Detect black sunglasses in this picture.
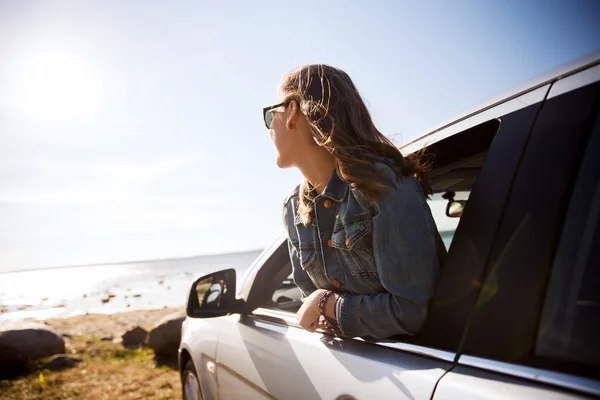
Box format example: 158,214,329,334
263,100,290,129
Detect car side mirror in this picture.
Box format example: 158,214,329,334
186,268,246,318
446,199,467,218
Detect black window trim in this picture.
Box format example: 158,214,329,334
454,65,600,381
532,79,600,378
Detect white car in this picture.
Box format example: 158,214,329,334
179,51,600,400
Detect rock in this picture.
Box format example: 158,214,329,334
45,354,82,371
101,297,110,304
133,293,141,298
122,326,147,348
0,321,65,376
100,336,113,342
147,311,186,355
61,333,73,339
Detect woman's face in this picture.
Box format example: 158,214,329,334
267,93,298,168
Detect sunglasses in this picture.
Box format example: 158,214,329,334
263,100,290,129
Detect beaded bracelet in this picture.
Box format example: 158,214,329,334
318,290,334,315
318,290,342,336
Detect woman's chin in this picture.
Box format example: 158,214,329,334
275,155,291,169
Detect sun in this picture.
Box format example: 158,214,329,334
17,47,102,121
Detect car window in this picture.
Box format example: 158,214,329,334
428,191,470,250
535,109,600,378
254,259,303,314
419,119,501,255
270,272,303,313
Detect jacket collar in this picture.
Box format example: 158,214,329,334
304,168,349,202
320,168,349,202
293,169,349,226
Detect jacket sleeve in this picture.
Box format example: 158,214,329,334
335,167,441,339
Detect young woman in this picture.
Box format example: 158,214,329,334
263,64,445,340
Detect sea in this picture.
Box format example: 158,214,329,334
0,250,262,321
1,232,454,321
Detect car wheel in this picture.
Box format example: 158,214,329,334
182,360,202,400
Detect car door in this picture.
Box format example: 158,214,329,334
215,243,455,400
432,62,600,399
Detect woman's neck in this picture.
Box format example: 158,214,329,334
296,150,335,195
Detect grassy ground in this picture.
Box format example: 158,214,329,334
0,336,181,400
1,309,184,400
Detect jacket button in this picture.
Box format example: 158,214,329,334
332,279,340,288
327,239,333,248
324,199,332,208
345,237,349,246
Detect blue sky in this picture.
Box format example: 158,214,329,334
1,1,599,272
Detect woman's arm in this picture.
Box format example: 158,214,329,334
335,167,440,339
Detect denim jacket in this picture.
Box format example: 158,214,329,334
283,163,443,339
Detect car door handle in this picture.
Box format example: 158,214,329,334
207,360,215,374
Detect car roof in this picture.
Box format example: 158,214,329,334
400,50,600,153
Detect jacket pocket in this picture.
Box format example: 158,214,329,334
293,244,330,289
331,214,383,291
331,213,371,250
297,245,316,270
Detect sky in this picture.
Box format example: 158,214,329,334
1,1,599,272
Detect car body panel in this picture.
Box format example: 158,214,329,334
216,310,452,400
434,365,593,400
401,84,550,155
180,317,223,400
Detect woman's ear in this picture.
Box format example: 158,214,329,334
286,100,298,130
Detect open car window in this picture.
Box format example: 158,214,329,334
256,260,303,314
271,271,303,313
421,119,500,252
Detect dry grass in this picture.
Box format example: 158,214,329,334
0,336,182,400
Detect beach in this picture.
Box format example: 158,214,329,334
1,307,187,399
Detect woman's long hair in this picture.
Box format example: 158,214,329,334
281,64,429,225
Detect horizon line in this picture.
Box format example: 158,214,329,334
1,229,457,275
0,247,265,275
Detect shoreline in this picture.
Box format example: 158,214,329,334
41,306,186,339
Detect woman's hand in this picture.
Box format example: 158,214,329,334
296,289,326,332
297,289,338,332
